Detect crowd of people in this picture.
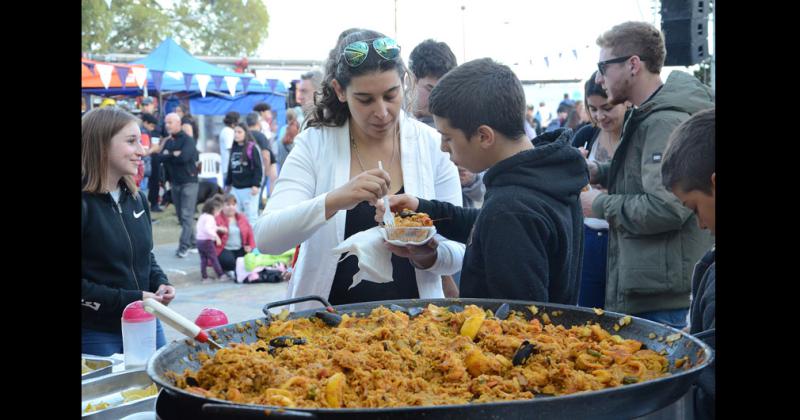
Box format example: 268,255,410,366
81,21,714,418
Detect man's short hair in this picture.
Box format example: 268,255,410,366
245,112,260,127
596,21,666,74
661,108,715,194
409,39,458,80
140,113,158,125
557,104,573,114
300,70,323,88
429,58,526,140
253,102,271,113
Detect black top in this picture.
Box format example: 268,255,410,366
329,187,419,305
689,247,715,419
161,131,198,185
82,183,171,333
571,124,600,151
417,129,588,304
251,130,277,165
226,141,264,189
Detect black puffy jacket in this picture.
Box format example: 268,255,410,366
81,183,170,334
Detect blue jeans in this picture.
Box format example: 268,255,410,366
635,308,688,330
232,187,260,226
578,226,608,309
82,320,167,356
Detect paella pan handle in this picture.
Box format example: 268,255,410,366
262,295,335,318
202,402,317,418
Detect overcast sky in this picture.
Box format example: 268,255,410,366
256,0,678,80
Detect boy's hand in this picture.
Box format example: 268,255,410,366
580,189,602,218
373,194,420,223
385,237,438,269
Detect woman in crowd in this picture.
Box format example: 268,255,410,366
215,193,257,276
81,106,176,356
572,71,630,308
219,111,239,182
254,29,464,311
225,123,263,224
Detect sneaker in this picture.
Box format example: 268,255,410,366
175,250,188,258
188,247,199,254
201,277,213,284
218,274,232,282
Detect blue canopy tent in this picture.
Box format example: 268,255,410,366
82,38,287,119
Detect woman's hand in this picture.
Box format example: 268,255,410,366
385,237,439,270
156,285,176,305
325,168,391,219
373,194,420,224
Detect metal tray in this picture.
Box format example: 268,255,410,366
82,369,158,419
82,354,122,381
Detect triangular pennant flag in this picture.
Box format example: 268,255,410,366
115,66,130,89
165,71,183,80
241,77,251,92
195,74,211,98
267,79,277,92
212,75,224,90
131,67,148,89
104,0,112,8
558,52,563,59
150,70,164,91
84,62,95,75
254,74,268,87
183,73,194,91
544,57,550,67
572,49,578,59
96,63,114,89
224,76,240,96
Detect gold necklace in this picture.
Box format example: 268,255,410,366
350,126,398,173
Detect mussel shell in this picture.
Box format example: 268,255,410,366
494,303,510,320
399,209,418,218
315,311,343,327
512,340,538,366
185,376,200,387
407,307,424,318
388,304,408,314
269,336,307,348
448,304,464,313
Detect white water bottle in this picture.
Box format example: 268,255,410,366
121,300,157,369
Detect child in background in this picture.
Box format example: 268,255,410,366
660,107,715,419
196,198,231,283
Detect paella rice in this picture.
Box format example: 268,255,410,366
168,304,668,408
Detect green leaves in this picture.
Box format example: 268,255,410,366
82,0,269,56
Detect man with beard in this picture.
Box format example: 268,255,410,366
581,21,714,328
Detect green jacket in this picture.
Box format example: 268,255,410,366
592,71,714,314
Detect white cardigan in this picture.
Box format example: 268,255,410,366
254,112,464,311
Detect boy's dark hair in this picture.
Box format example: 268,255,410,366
429,58,526,140
223,111,240,126
201,197,222,214
253,102,271,113
140,113,158,125
409,39,458,80
661,108,715,194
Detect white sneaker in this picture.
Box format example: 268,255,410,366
188,247,199,254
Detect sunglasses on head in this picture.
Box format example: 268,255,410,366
341,37,401,67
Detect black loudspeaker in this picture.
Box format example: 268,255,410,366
661,0,710,66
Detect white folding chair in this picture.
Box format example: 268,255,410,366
198,152,223,187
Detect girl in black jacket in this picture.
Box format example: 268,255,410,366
225,123,263,225
82,107,176,356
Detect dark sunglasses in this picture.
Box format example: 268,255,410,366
341,37,401,67
597,55,633,76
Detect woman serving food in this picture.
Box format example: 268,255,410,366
253,29,464,310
